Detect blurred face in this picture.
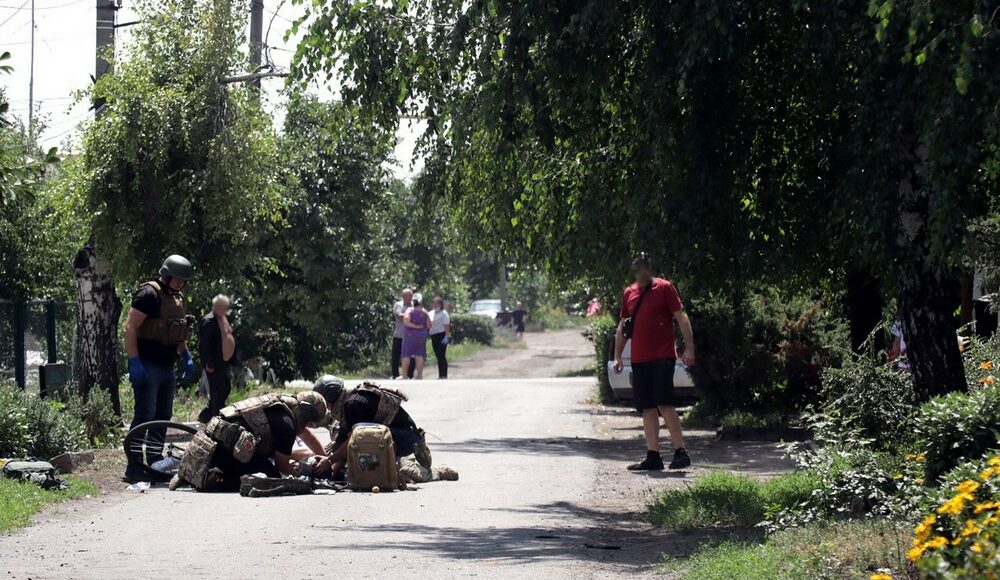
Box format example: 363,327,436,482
403,290,413,304
631,264,652,286
433,298,443,310
213,300,229,317
168,278,186,292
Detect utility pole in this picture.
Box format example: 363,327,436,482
28,0,34,131
249,0,263,93
95,0,118,118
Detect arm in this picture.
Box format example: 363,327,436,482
218,315,236,362
613,319,627,373
123,308,147,358
675,310,695,367
403,310,421,329
298,428,326,456
444,323,451,337
273,451,298,476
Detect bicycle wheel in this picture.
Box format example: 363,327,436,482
123,420,198,481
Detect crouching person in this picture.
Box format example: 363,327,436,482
171,391,328,492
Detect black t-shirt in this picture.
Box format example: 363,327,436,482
232,406,298,456
512,309,527,326
198,313,225,370
334,390,416,446
131,284,180,367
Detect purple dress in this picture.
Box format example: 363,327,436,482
401,308,429,358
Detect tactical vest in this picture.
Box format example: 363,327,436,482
217,394,300,456
135,281,190,345
356,382,406,425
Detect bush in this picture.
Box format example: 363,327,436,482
687,289,847,416
65,387,121,447
649,471,821,529
450,313,494,345
525,305,582,332
914,381,1000,483
0,384,87,458
819,355,917,450
908,453,1000,578
962,335,1000,389
590,314,617,403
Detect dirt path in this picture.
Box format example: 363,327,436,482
450,328,594,379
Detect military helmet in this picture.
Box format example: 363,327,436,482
159,254,194,281
295,391,328,425
313,374,345,408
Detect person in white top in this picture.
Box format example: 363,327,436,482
429,296,452,379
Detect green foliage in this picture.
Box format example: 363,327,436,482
449,313,494,346
718,411,785,430
687,290,848,415
0,476,98,534
819,355,918,450
590,314,617,403
0,384,87,458
82,0,285,288
64,388,120,447
914,382,1000,483
649,471,820,530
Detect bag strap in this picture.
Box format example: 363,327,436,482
631,282,652,322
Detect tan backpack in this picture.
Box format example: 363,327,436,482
347,423,398,492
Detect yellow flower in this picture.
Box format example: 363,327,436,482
916,478,925,485
962,519,982,537
980,375,997,385
989,456,1000,468
972,542,985,553
894,473,903,480
871,574,892,580
981,468,996,481
916,453,926,462
957,480,981,495
982,361,994,371
939,493,974,516
975,502,1000,514
915,514,937,541
907,545,925,560
926,536,948,550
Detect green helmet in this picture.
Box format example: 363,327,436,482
159,254,193,281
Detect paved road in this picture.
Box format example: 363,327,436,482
2,377,614,580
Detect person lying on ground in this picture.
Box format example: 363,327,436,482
312,375,432,476
171,391,329,492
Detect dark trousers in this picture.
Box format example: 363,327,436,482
125,363,176,477
198,367,232,423
391,338,415,379
430,332,448,378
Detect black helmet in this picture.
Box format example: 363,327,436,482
313,374,345,408
159,254,194,281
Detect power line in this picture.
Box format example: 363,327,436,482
0,0,31,29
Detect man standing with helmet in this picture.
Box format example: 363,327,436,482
122,255,197,483
613,253,696,471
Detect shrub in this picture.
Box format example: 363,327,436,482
819,355,917,450
65,387,121,447
914,382,1000,483
450,313,494,345
590,314,617,403
526,305,582,332
687,290,847,416
962,335,1000,389
0,383,87,458
908,453,1000,578
649,471,821,529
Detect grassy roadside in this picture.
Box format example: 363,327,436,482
0,476,98,534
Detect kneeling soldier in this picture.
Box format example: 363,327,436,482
172,391,328,492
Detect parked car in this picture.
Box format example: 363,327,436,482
468,299,503,319
606,339,697,403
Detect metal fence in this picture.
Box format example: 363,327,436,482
0,300,78,395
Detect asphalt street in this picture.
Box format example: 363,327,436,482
1,376,611,580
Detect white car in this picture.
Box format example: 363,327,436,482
607,339,697,403
468,299,503,319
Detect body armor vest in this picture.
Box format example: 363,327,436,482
356,382,406,425
218,394,300,456
135,281,190,345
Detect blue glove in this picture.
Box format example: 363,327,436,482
180,350,195,381
127,356,146,387
441,335,449,345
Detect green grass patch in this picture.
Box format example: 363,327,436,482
0,476,98,534
556,364,597,378
649,471,820,529
666,520,912,579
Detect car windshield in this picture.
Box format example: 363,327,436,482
470,301,501,312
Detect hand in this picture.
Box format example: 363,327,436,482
180,350,195,381
127,356,147,387
682,349,696,368
613,358,624,374
312,456,332,478
441,335,449,345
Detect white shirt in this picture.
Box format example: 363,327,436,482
393,300,411,339
430,308,451,335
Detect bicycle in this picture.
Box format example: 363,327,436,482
122,420,198,482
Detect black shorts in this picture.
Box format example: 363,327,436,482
630,358,676,411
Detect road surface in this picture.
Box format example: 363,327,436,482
1,331,791,579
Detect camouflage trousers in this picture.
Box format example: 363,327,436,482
397,457,458,484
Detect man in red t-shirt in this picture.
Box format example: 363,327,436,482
613,253,696,471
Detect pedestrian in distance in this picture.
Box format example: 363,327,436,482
391,288,415,379
429,296,451,379
402,294,432,380
122,254,197,483
613,253,696,471
197,295,237,423
512,301,528,340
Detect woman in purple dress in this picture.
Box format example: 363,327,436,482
401,295,432,379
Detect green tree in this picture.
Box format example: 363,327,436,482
292,0,999,400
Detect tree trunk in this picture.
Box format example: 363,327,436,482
73,239,122,415
897,145,966,401
845,264,885,355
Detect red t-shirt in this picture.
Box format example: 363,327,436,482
620,278,684,363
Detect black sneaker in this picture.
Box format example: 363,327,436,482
668,448,691,470
627,452,664,471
